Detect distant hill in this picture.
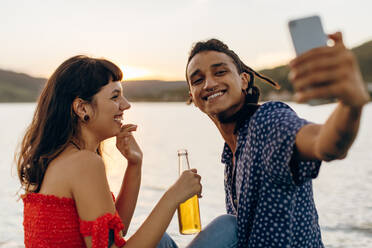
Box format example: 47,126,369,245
122,80,189,102
1,40,371,102
0,69,46,102
0,69,189,103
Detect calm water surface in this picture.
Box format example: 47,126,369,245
1,102,371,247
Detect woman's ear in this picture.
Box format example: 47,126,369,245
72,98,89,121
240,72,251,91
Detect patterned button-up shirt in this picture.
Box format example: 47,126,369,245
222,101,324,248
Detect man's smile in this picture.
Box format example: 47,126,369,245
202,90,227,101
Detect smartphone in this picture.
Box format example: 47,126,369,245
288,15,327,56
288,15,334,105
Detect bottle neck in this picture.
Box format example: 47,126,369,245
178,154,190,175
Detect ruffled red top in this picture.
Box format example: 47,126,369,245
22,193,126,248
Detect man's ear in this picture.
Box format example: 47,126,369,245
187,91,194,105
240,72,251,91
72,98,89,120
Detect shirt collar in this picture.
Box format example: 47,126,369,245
221,142,233,164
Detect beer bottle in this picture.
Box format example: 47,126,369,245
177,149,201,235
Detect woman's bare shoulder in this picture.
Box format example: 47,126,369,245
68,150,104,170
47,149,104,176
40,149,106,197
62,150,107,186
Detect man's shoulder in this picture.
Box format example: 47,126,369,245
258,101,291,113
248,101,300,135
252,101,296,121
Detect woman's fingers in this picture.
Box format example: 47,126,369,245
183,169,202,196
172,169,203,203
190,169,202,197
116,124,137,144
116,123,143,164
118,124,137,137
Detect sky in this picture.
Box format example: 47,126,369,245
1,0,371,81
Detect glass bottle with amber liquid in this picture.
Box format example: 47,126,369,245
177,149,201,235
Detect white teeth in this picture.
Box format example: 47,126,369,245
207,92,224,101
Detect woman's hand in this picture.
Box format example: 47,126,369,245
116,124,143,166
289,32,370,108
168,168,202,204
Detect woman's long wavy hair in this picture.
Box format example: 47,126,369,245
186,39,280,104
16,55,123,193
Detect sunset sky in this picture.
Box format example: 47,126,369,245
1,0,371,81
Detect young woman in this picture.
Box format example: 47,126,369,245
185,32,370,247
17,55,237,248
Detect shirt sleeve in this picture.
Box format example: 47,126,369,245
79,212,126,248
260,102,322,186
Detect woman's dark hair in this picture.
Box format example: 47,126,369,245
16,55,123,193
186,38,280,103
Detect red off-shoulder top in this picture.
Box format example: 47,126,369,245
22,193,126,248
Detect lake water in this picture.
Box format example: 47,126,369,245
1,102,371,248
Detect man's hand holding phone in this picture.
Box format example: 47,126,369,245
288,16,370,107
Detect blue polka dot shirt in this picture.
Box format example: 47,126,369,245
221,101,324,248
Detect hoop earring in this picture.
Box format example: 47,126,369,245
83,115,90,122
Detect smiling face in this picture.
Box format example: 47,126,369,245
88,80,131,140
187,51,249,121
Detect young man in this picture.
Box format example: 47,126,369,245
185,32,370,248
